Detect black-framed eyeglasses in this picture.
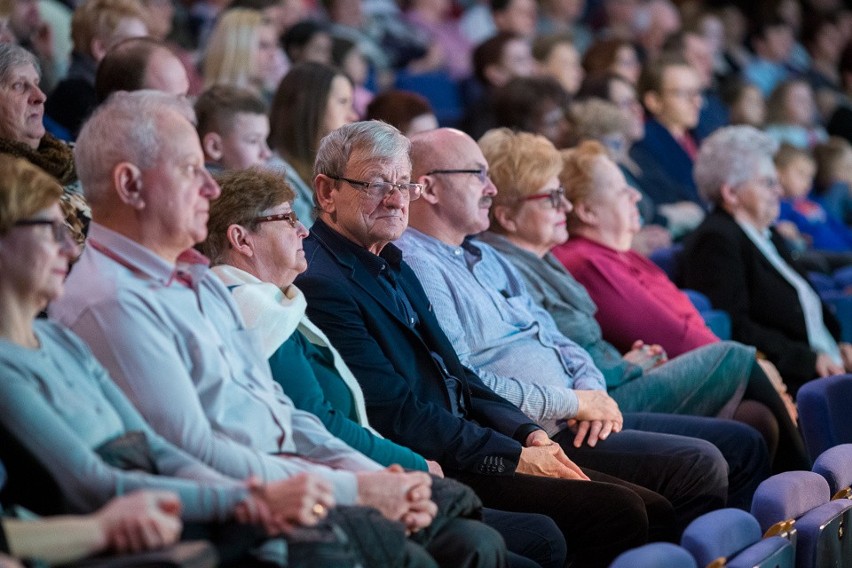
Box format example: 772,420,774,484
13,218,72,243
251,211,300,228
522,186,568,209
330,176,423,201
426,168,490,185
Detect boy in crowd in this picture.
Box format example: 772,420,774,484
194,84,272,172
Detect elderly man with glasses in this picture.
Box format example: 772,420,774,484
296,120,692,568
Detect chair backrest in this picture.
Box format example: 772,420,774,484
797,374,852,461
812,444,852,499
751,471,852,568
751,472,830,535
609,542,697,568
681,508,762,566
649,244,683,280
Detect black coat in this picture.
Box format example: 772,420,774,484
680,208,841,391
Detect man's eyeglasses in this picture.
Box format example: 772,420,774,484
522,186,568,209
426,168,490,185
331,176,423,201
14,218,72,243
252,211,300,228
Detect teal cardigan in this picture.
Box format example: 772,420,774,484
269,329,428,472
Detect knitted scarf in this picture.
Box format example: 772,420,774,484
0,134,89,246
0,133,77,186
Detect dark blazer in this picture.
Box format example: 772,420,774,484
680,208,841,391
295,220,535,476
630,118,703,206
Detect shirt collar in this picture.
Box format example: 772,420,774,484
402,226,482,256
313,217,405,278
86,222,210,287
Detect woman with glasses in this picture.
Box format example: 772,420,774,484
682,126,851,393
479,131,809,472
0,154,341,565
202,166,570,568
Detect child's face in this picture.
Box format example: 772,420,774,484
218,113,272,170
777,155,816,198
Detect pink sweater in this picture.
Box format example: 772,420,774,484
552,236,719,357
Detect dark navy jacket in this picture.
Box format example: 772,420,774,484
295,219,539,476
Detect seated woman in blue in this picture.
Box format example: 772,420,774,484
0,155,335,564
203,167,568,568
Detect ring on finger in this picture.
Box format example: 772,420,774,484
312,503,326,518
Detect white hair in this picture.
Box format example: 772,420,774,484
75,90,195,206
694,125,779,204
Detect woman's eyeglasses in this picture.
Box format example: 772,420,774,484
522,187,568,209
251,211,300,228
14,218,72,243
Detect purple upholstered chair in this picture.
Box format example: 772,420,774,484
751,471,852,568
797,374,852,462
609,542,697,568
681,508,793,568
812,444,852,500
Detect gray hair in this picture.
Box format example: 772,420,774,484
314,120,411,179
693,125,779,204
75,90,195,206
0,43,40,84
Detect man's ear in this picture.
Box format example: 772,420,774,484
114,162,145,209
492,204,518,234
225,223,254,257
417,174,440,204
202,132,224,162
314,174,337,215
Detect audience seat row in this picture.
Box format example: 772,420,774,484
610,443,852,568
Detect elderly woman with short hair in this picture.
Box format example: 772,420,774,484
0,43,88,247
477,128,810,472
681,125,850,392
540,137,810,471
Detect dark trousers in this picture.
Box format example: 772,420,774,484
424,517,508,568
482,507,568,568
556,412,770,517
452,470,653,568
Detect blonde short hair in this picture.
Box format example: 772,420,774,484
478,128,562,233
0,155,62,235
560,140,608,224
